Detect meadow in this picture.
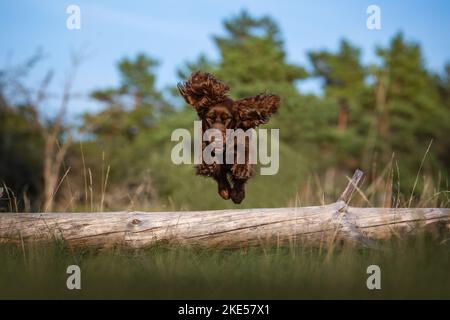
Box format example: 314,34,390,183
0,166,449,300
0,233,449,299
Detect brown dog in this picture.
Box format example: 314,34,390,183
177,71,280,204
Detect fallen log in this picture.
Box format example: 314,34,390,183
0,170,448,248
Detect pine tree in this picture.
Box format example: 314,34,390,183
376,34,443,160
308,40,366,132
86,54,171,141
213,10,307,98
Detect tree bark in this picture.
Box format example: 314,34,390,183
0,205,448,249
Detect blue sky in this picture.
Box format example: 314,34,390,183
1,0,450,119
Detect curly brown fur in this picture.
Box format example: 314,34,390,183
178,71,281,204
177,71,230,117
234,93,281,129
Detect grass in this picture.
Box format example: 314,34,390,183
0,144,448,300
0,233,449,299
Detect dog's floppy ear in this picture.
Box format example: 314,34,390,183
233,93,281,129
177,71,230,117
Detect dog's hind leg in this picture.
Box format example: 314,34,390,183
230,178,246,204
215,171,232,200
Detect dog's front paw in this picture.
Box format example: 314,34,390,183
231,164,254,179
218,179,231,200
196,163,220,176
230,187,245,204
218,185,231,200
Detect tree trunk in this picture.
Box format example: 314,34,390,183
375,71,391,162
1,170,448,249
0,205,448,249
337,98,349,131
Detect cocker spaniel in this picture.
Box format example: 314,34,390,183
177,71,281,204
